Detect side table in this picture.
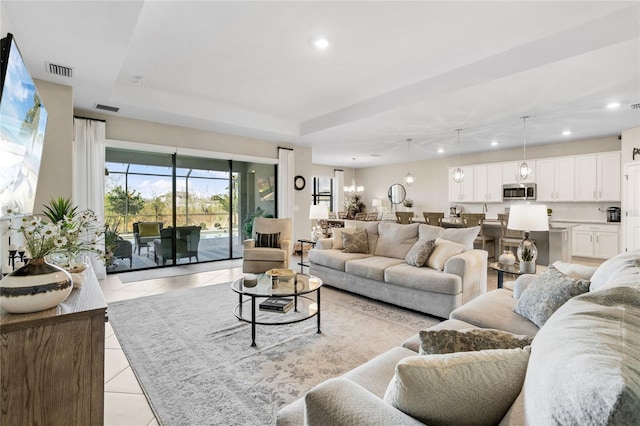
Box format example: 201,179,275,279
297,239,316,273
489,262,526,289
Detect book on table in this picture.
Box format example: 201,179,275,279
259,297,294,313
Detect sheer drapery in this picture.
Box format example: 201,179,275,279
73,118,106,278
277,148,294,220
333,169,344,214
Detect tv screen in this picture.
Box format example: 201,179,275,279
0,33,48,219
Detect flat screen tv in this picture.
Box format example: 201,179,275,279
0,32,48,220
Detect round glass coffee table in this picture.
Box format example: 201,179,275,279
489,262,526,289
231,273,323,347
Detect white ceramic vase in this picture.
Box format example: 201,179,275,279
0,258,73,314
498,251,516,266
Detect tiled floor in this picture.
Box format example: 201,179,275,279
101,256,598,424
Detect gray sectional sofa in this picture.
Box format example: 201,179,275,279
309,220,487,319
277,249,640,425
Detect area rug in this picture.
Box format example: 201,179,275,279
108,283,440,425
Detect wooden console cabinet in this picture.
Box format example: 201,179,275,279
1,268,107,425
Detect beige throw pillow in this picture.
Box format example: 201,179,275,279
384,348,530,426
332,227,355,250
426,238,465,271
342,229,369,253
419,329,533,355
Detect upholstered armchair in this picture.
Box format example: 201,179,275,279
133,222,163,256
242,217,292,273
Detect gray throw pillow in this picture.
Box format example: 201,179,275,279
405,239,436,267
513,266,590,327
342,229,369,253
419,329,533,355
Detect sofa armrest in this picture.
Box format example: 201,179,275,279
243,239,255,249
305,378,424,426
315,238,334,250
513,274,537,299
444,249,488,304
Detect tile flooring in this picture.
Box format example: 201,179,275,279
101,257,599,424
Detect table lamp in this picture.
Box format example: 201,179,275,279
507,204,549,273
309,204,329,241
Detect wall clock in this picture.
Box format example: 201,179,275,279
294,175,306,190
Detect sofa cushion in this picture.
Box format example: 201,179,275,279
524,286,640,425
442,226,480,250
243,247,286,262
419,329,533,355
374,222,419,259
404,239,435,267
255,232,280,248
345,256,404,281
342,229,369,253
402,319,476,352
450,289,540,336
384,348,530,426
418,224,444,241
308,249,371,272
332,227,356,250
589,249,640,291
384,263,462,295
513,266,590,327
426,238,465,271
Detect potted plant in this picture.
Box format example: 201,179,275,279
403,198,414,209
519,245,536,274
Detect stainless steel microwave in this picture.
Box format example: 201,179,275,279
503,183,536,201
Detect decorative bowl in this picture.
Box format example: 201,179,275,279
265,269,296,281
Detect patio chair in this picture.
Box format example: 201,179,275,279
154,226,201,266
133,222,163,256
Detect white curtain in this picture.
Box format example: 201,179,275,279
73,118,106,279
333,169,344,213
277,148,295,220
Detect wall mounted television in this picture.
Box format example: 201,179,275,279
0,32,48,220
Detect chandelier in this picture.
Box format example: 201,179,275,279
344,157,363,194
452,129,464,183
404,138,415,186
518,116,530,181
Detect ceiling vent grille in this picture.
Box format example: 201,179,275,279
95,104,120,113
630,102,640,110
46,61,73,78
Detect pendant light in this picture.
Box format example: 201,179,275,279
452,129,464,183
518,116,530,181
343,157,363,194
404,138,415,186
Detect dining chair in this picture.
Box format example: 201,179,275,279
497,213,531,256
423,212,445,227
460,213,495,260
395,212,414,224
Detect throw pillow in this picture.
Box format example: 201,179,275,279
426,238,465,271
405,239,436,267
513,266,590,327
384,348,530,426
418,329,533,355
332,228,355,250
552,261,598,280
138,223,160,237
342,229,369,253
255,232,281,248
442,226,480,250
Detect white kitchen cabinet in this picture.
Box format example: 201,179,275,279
574,152,621,202
448,166,474,202
473,164,503,202
536,157,574,202
502,161,536,185
571,224,619,259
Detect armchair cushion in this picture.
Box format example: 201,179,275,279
255,232,280,248
384,348,530,426
138,222,160,237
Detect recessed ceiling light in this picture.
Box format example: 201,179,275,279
313,37,330,50
490,141,498,147
437,148,444,154
370,154,381,157
606,102,621,109
562,130,571,136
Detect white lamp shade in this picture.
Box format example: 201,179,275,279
507,204,549,231
371,199,382,207
309,204,329,220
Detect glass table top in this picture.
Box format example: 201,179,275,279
231,273,322,297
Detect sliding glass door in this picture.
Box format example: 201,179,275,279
104,147,276,273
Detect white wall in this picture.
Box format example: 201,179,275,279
621,126,640,165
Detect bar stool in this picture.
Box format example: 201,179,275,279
460,213,495,260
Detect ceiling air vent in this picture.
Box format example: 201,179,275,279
95,104,120,113
46,61,73,78
630,102,640,110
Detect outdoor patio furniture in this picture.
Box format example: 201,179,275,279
133,222,164,256
153,226,201,266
